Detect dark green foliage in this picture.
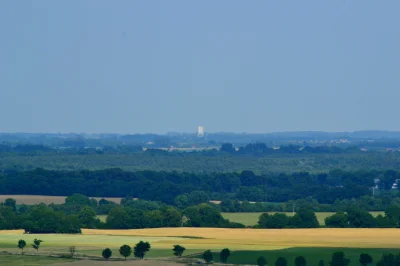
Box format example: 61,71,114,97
31,238,43,251
290,208,319,228
330,252,350,266
325,212,348,228
203,250,213,264
172,245,186,257
133,241,151,259
359,253,373,266
258,209,318,228
347,208,376,228
257,256,268,266
319,260,325,266
295,256,307,266
183,203,244,228
102,248,112,260
276,257,288,266
258,213,289,228
119,244,132,260
0,167,390,205
220,248,231,263
375,253,400,266
17,239,26,254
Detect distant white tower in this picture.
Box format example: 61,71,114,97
197,126,204,137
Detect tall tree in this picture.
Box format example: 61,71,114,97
119,244,132,260
276,257,288,266
17,239,26,254
31,239,43,252
330,252,350,266
133,241,151,259
203,250,213,264
172,245,186,257
102,248,112,260
257,256,268,266
359,253,373,266
220,248,231,264
295,256,307,266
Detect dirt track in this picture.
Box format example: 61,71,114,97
53,259,182,266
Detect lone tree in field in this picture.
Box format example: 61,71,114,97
172,245,186,257
257,256,268,266
276,257,288,266
220,248,231,264
17,239,26,254
69,246,76,257
330,252,350,266
119,244,132,260
203,250,213,264
31,239,43,252
359,253,373,266
133,241,151,259
295,256,307,266
102,248,112,260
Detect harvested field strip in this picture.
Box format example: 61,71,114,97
0,195,122,205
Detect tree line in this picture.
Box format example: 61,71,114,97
256,205,400,229
2,168,399,204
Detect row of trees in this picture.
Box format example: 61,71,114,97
17,239,43,254
3,168,400,204
325,206,400,228
201,250,394,266
0,197,243,233
257,205,400,229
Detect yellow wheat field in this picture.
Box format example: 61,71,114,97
1,228,399,251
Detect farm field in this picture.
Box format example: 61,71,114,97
1,228,400,265
197,248,400,266
0,195,122,205
0,255,74,266
221,212,385,226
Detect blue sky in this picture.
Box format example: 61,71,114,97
1,1,399,134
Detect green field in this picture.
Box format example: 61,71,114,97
221,212,385,226
0,255,74,266
197,248,400,266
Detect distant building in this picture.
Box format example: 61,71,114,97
198,126,204,137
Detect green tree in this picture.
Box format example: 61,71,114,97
203,250,213,264
17,239,26,254
102,248,112,260
295,256,307,266
290,208,319,228
172,245,186,257
330,252,350,266
68,246,76,257
319,260,325,266
78,206,97,228
31,239,43,252
119,244,132,260
257,256,268,266
325,212,348,228
133,241,151,259
359,253,373,266
220,248,231,263
4,198,16,212
276,257,288,266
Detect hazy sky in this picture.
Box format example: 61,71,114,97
1,1,399,134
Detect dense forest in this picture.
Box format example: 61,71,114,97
1,168,399,204
1,143,400,173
